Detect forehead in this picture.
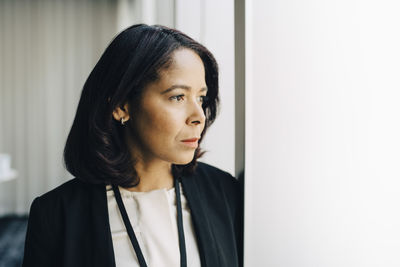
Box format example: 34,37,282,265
158,49,206,86
168,49,204,71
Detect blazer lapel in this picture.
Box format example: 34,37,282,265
181,173,220,267
89,183,116,267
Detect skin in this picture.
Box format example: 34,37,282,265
112,48,207,192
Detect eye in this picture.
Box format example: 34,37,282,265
169,94,185,102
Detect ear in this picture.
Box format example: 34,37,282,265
112,103,130,123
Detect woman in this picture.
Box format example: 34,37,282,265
22,24,243,267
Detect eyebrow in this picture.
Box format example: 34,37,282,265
161,84,208,94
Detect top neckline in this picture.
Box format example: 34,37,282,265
105,183,179,198
120,185,175,194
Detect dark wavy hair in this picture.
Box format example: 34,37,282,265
64,24,219,187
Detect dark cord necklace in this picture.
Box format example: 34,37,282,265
112,176,187,267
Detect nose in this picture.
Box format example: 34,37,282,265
186,99,206,126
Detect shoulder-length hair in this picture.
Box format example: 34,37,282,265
64,24,219,187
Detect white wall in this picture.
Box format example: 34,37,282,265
176,0,236,175
244,0,400,266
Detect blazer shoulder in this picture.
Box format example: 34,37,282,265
194,162,240,199
195,161,238,185
35,178,96,205
24,178,103,266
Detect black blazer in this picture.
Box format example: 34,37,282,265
22,162,243,267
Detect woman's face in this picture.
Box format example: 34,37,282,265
127,48,207,165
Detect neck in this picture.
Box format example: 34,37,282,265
124,159,174,192
123,131,175,192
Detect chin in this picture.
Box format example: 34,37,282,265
173,158,194,165
172,153,196,165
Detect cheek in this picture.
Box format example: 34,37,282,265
140,103,184,140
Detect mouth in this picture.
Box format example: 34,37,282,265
181,138,199,142
181,138,199,148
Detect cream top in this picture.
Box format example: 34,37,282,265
106,183,201,267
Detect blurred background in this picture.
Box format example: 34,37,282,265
0,0,235,265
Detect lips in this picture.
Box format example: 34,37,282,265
181,138,199,142
181,138,200,148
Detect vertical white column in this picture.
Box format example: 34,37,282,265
244,0,400,266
